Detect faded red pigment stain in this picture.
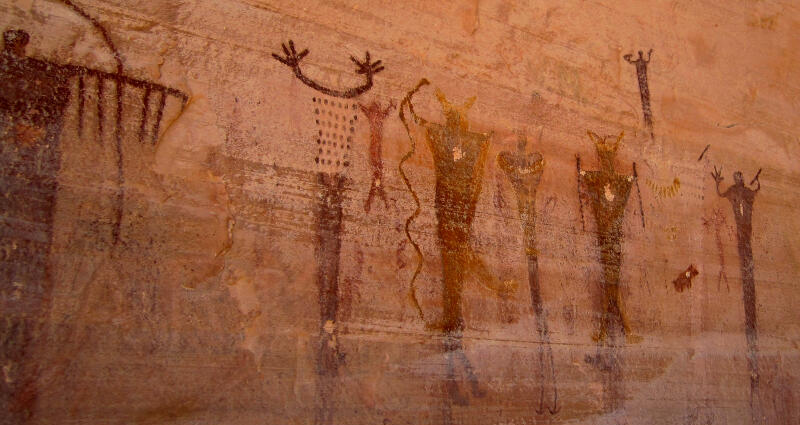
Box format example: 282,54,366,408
360,100,395,213
702,208,730,292
672,264,699,292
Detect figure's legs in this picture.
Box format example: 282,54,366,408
455,347,486,398
438,246,466,333
610,284,641,343
592,283,611,343
738,239,760,424
364,183,377,213
313,172,345,425
376,183,390,209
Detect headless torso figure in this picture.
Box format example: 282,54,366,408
0,29,75,421
577,131,642,344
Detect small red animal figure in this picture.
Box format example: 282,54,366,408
673,264,699,292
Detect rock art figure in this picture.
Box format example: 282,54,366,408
273,39,383,425
712,165,762,424
624,49,655,140
360,100,395,213
497,136,559,414
577,131,643,343
399,79,514,423
673,264,699,292
577,131,644,413
1,2,187,419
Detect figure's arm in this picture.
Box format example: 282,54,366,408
633,162,646,228
272,40,384,99
711,165,726,197
750,168,762,193
623,53,635,64
382,100,396,117
576,154,586,231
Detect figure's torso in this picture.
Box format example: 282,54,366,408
582,170,633,235
424,123,490,246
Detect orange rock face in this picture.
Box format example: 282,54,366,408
1,1,799,424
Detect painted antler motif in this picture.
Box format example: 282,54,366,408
272,40,384,99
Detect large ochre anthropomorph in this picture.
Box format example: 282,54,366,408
577,131,643,344
711,166,762,423
399,80,516,422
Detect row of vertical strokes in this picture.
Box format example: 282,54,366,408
76,72,177,146
73,68,188,245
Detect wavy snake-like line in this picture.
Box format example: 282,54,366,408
398,79,430,321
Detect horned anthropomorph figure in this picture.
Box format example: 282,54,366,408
577,131,644,344
399,79,514,423
577,130,645,412
711,165,762,423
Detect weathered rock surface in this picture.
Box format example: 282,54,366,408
0,1,798,424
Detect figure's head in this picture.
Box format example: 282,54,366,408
3,29,29,57
435,88,475,132
733,171,744,185
588,130,623,170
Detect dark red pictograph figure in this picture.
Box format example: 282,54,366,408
0,2,187,421
624,49,655,140
273,39,384,425
359,100,395,213
712,165,762,424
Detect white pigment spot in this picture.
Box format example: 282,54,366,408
453,146,463,161
604,183,615,201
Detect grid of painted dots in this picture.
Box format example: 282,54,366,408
312,96,358,171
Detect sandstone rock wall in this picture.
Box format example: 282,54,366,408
1,1,798,424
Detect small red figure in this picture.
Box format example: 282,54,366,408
359,100,395,212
